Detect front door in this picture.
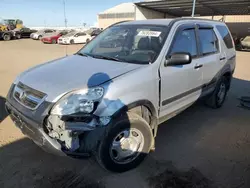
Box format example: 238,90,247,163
159,24,203,118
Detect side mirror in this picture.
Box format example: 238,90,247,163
75,34,78,37
165,52,192,67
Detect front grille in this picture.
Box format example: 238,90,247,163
13,82,47,110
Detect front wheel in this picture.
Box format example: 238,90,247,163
205,76,229,108
95,112,153,172
70,39,74,44
3,34,11,41
38,35,42,40
16,33,21,39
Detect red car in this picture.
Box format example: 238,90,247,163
41,30,68,44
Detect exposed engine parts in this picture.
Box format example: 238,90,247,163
46,115,80,151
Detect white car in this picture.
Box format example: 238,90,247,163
30,29,56,40
57,32,91,44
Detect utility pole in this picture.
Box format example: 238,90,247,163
191,0,196,17
63,0,67,28
63,0,68,56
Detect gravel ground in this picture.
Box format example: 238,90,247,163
0,39,250,188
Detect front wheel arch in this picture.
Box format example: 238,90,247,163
111,100,158,137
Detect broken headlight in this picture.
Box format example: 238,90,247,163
51,87,104,115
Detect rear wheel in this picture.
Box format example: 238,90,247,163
16,33,21,39
3,34,11,41
205,76,229,108
38,35,42,40
86,38,90,44
95,112,153,172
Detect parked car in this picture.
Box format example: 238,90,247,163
14,27,37,38
57,31,91,44
41,30,68,44
90,29,102,37
6,18,236,172
240,36,250,50
30,29,56,40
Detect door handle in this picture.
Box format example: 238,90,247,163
220,57,226,61
194,64,203,69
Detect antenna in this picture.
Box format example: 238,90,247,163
63,0,68,56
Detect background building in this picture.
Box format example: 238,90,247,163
98,2,167,29
98,1,250,39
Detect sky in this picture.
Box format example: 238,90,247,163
0,0,133,27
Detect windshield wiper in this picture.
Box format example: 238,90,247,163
91,54,123,62
75,52,89,57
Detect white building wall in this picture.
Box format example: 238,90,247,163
135,6,164,20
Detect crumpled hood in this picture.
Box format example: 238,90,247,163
18,55,142,102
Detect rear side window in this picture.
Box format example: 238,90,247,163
216,25,234,49
170,29,198,57
199,29,218,55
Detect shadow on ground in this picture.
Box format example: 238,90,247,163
0,96,8,123
0,77,250,188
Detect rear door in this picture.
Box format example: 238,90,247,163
159,24,203,118
196,25,220,86
215,25,236,71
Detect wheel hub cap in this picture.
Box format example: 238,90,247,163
110,128,144,164
217,83,226,104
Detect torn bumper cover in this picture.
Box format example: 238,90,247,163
5,101,94,157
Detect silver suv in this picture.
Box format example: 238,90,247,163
6,18,236,172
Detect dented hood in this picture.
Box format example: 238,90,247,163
18,55,142,102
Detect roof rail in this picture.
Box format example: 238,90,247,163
107,20,131,28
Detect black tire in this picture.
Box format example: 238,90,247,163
70,39,74,44
51,39,57,44
86,38,90,44
38,35,42,40
3,34,11,41
95,112,153,172
205,76,229,108
16,33,21,39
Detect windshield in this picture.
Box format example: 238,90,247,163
78,24,168,64
64,31,77,37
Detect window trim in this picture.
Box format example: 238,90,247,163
167,23,199,59
197,27,220,57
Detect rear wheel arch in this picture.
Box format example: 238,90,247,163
222,71,232,90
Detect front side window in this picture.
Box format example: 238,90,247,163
78,25,168,64
199,29,219,55
170,29,198,57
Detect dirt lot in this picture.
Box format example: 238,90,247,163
0,39,250,188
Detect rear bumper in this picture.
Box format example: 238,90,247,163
5,101,66,156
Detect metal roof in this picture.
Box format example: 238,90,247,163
135,0,250,17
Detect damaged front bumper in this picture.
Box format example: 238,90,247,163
5,101,93,157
